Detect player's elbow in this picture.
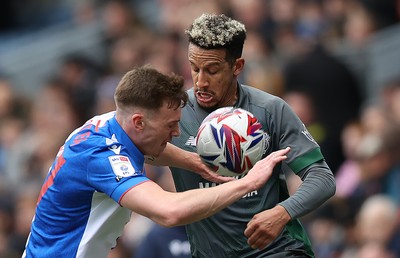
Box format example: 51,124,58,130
152,206,187,227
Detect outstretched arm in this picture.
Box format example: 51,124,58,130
121,147,291,227
146,143,232,183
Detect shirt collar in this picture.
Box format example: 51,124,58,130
108,115,145,171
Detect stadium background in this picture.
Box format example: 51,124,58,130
0,0,399,257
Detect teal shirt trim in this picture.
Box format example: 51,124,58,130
288,148,324,173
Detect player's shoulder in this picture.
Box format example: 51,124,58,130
65,112,119,150
241,84,282,102
240,84,287,111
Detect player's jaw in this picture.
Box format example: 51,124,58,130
195,89,237,111
148,140,169,158
195,89,216,107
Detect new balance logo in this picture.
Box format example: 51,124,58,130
185,136,196,146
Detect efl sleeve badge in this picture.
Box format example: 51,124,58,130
108,155,138,181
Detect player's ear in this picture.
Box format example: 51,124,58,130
233,58,244,76
132,114,145,130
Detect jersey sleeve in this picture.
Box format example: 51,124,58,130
87,151,149,203
273,99,324,174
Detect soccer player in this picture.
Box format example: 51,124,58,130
154,14,336,257
22,66,290,258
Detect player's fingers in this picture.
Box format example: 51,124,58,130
209,174,234,183
272,147,290,157
251,238,270,250
257,152,287,169
246,229,271,250
266,147,290,162
244,223,255,238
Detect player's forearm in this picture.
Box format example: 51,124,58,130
139,147,289,227
158,178,253,227
279,164,336,219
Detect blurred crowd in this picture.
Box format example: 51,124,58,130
0,0,400,257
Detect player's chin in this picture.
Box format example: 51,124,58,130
153,142,168,157
197,99,218,110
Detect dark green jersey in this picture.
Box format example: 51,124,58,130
171,84,324,257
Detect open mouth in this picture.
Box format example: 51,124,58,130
196,91,214,103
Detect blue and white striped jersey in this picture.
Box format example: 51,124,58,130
23,111,149,258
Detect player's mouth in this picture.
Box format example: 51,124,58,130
196,91,214,104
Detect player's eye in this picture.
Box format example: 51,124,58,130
208,69,218,75
190,64,199,73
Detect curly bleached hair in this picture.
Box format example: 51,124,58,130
185,13,247,63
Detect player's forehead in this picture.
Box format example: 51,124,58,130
150,101,181,122
188,44,227,67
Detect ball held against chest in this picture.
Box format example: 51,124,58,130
196,107,266,177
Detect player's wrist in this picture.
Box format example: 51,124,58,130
275,204,292,221
237,174,258,192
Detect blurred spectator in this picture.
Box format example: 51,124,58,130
228,0,275,49
57,54,103,119
144,32,186,76
241,30,284,97
295,0,327,43
0,77,27,182
269,0,297,26
355,242,396,258
352,103,400,206
331,0,399,101
0,193,17,257
97,0,162,84
340,194,400,258
283,43,362,173
380,76,400,125
133,224,190,258
5,78,85,188
157,0,223,34
321,0,347,43
335,120,363,198
100,0,144,47
8,183,40,256
0,76,16,118
305,201,347,258
107,34,151,76
95,75,119,115
343,0,377,48
283,91,325,143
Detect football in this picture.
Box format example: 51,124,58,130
196,107,266,177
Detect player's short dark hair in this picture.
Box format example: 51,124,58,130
114,66,188,110
185,13,247,64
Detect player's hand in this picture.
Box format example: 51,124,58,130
244,205,291,250
191,152,234,183
244,147,290,190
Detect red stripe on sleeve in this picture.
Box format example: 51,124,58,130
36,155,66,205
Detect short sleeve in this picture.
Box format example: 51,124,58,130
87,152,149,203
274,99,324,173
